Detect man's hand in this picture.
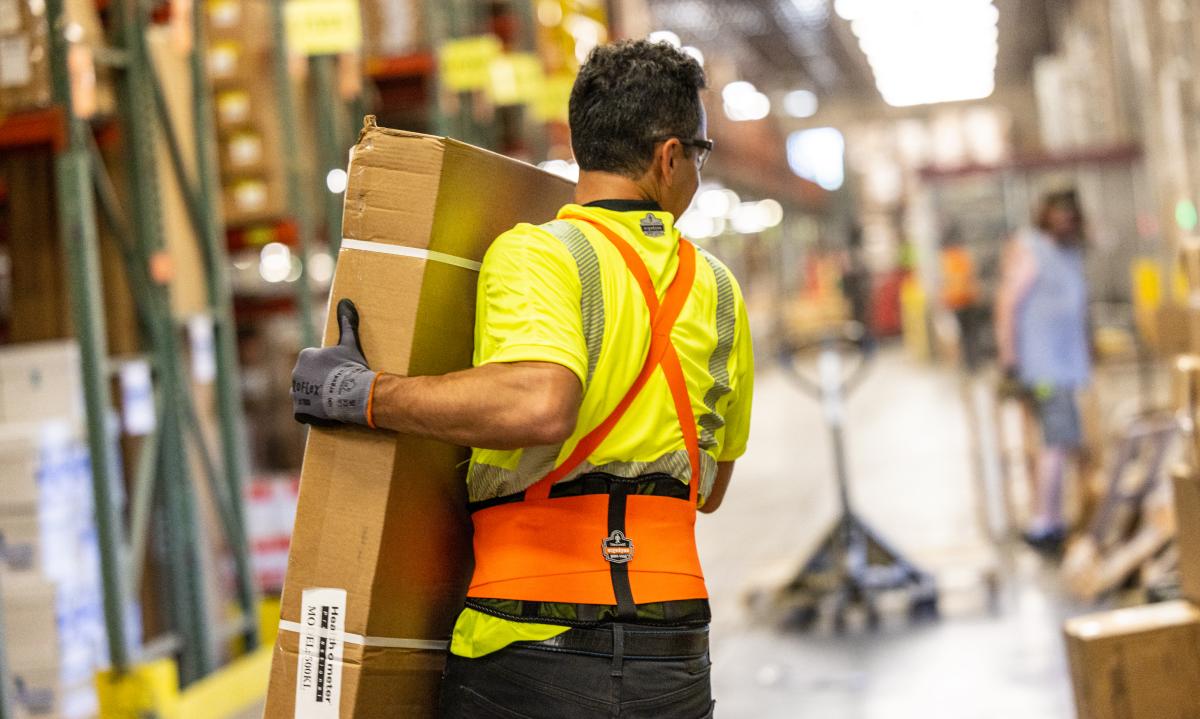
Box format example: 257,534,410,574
292,298,378,427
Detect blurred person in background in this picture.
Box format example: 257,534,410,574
940,225,984,371
995,190,1090,554
841,224,873,344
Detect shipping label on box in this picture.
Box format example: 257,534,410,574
0,35,33,88
0,0,21,33
0,341,84,424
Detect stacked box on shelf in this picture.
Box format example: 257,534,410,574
205,0,288,226
360,0,423,59
244,474,299,594
0,341,111,719
0,0,113,118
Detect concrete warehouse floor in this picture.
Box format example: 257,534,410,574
699,349,1086,718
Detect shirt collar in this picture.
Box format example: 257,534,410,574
583,199,663,213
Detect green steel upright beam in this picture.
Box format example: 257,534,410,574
44,0,131,675
271,0,318,348
311,54,345,253
110,0,213,682
0,571,13,719
189,0,260,651
422,0,450,136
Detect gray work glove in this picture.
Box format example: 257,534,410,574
292,298,378,427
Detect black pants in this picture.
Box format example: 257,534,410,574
439,626,715,718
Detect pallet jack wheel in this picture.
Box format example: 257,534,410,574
909,596,939,624
865,603,882,632
784,605,819,631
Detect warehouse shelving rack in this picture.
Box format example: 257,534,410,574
0,0,261,713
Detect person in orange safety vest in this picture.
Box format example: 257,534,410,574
290,40,755,718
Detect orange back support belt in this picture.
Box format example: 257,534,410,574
468,215,708,611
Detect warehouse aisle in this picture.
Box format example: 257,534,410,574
699,349,1079,718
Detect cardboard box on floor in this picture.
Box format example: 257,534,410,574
1173,468,1200,605
263,118,573,719
1063,600,1200,719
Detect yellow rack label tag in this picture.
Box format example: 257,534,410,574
439,35,503,91
285,0,362,56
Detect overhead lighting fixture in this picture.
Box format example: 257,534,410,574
837,0,999,107
787,127,845,191
325,168,348,194
648,30,682,48
722,81,771,122
258,242,292,283
681,45,705,67
697,187,739,219
783,89,819,118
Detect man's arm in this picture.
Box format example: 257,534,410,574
699,461,735,514
995,236,1036,369
290,298,581,449
370,361,581,449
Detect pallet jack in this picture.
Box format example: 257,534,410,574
752,326,939,632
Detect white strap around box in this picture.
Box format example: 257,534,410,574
340,238,482,272
278,619,449,651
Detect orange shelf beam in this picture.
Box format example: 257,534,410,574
0,106,68,153
366,52,435,81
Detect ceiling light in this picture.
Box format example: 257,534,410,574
677,211,715,239
258,242,292,283
325,168,348,194
681,45,705,66
722,81,770,121
730,203,765,235
698,188,736,218
756,199,784,227
783,89,819,118
648,30,681,48
787,127,845,191
307,252,334,285
840,0,1000,107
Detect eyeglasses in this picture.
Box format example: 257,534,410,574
654,136,714,170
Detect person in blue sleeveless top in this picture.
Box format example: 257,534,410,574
996,190,1090,555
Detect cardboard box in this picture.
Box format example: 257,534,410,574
2,141,140,352
1173,469,1200,605
0,419,85,512
0,341,83,424
0,0,112,118
201,0,289,225
7,669,97,719
1,576,104,718
147,26,210,319
262,121,573,719
1063,600,1200,719
2,576,60,671
360,0,423,58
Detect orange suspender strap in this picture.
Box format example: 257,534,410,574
523,215,703,503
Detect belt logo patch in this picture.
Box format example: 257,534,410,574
601,530,635,563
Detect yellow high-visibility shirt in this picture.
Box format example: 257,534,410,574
450,200,755,658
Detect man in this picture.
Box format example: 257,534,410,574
995,190,1089,555
291,40,754,717
939,226,983,371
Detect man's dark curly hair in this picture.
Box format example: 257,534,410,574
569,40,707,178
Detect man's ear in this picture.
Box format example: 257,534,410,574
658,138,680,182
